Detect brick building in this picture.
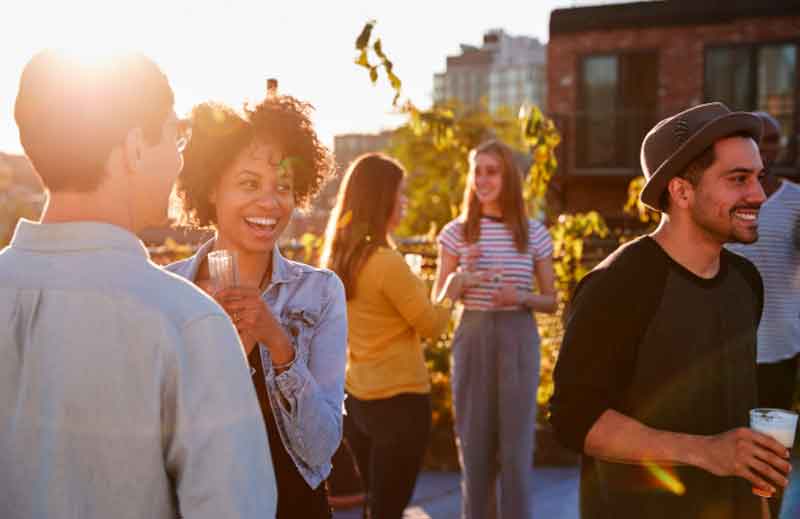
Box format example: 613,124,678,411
547,0,800,225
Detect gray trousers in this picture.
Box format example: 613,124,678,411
451,310,540,519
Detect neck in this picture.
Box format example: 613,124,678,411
481,203,502,218
40,188,135,232
650,215,722,279
213,236,273,289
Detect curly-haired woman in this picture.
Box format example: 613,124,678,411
165,96,345,518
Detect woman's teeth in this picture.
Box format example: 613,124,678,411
245,216,277,229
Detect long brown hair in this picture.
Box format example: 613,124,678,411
461,140,529,253
320,153,404,299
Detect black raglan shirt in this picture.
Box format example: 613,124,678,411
550,236,764,519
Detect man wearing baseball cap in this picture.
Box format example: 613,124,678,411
551,102,791,518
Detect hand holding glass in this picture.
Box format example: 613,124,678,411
749,408,798,498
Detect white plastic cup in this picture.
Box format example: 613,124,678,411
207,250,240,292
749,407,798,498
405,253,423,276
750,408,799,448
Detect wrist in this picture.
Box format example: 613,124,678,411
260,328,294,365
272,353,296,374
672,433,708,469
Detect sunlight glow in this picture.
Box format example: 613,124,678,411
2,0,558,155
644,461,686,496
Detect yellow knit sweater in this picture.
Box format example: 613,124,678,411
345,247,451,400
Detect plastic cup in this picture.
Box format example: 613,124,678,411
207,250,240,292
404,253,423,276
749,408,798,498
490,262,504,286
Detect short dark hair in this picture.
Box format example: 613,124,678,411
658,131,755,212
175,96,333,227
14,50,174,192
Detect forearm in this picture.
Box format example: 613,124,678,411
267,335,294,374
519,292,557,313
585,409,708,468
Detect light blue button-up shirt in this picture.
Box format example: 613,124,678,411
0,220,276,519
167,239,347,489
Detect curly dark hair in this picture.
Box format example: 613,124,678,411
174,95,334,227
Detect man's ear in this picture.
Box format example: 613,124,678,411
123,127,144,174
667,177,693,210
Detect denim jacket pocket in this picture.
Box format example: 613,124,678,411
281,307,319,363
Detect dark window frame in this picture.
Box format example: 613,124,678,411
703,39,799,168
575,49,660,173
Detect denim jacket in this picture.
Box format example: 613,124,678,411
166,239,347,489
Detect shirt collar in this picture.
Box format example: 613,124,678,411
9,218,149,259
187,237,299,288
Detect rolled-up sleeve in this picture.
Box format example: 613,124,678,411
266,273,347,469
164,314,276,519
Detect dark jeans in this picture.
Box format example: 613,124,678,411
327,439,364,496
757,354,800,519
344,392,431,519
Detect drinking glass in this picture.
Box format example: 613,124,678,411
749,408,798,497
207,250,240,292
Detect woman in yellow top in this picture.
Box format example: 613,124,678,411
321,153,469,519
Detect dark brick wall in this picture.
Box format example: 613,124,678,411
546,14,800,219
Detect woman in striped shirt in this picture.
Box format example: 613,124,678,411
434,139,557,519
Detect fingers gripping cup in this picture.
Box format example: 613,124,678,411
207,250,240,292
749,408,798,498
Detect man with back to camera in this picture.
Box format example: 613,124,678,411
727,112,800,518
0,50,276,519
550,102,792,519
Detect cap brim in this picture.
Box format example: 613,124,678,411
640,111,763,211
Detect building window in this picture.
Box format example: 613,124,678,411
705,43,797,165
577,52,659,170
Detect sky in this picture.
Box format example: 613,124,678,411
0,0,590,155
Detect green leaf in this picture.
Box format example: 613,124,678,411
355,20,375,50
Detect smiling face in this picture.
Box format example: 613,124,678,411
210,140,295,254
470,151,504,214
685,136,766,245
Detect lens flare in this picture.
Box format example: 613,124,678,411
644,461,686,496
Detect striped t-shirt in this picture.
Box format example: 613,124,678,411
727,180,800,363
437,216,553,311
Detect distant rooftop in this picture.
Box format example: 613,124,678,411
550,0,800,35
